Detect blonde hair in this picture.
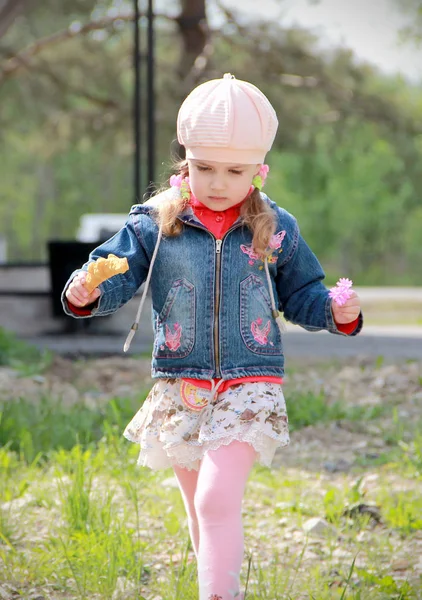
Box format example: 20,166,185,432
154,161,276,257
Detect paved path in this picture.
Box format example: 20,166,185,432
22,323,422,360
9,285,422,359
283,327,422,360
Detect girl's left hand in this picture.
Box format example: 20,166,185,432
331,291,361,324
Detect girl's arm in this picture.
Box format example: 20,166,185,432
275,221,362,336
61,214,151,318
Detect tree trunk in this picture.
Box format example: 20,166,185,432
0,0,29,39
176,0,211,85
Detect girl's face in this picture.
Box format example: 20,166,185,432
187,159,260,211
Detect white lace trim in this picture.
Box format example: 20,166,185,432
130,428,289,472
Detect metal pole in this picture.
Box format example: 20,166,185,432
146,0,155,198
133,0,142,202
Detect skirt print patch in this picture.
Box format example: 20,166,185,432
180,380,210,411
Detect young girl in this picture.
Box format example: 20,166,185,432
63,73,362,600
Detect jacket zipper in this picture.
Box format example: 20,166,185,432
179,218,241,377
214,239,222,377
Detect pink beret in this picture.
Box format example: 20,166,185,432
177,73,278,164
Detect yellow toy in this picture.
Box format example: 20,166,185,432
84,254,129,294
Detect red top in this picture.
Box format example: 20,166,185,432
68,195,359,390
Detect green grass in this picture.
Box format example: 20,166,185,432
0,329,421,599
0,326,53,375
0,394,420,599
286,391,388,431
0,395,146,463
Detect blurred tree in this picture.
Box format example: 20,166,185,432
396,0,422,43
0,1,421,285
0,0,27,38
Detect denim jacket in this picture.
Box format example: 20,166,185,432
62,191,362,379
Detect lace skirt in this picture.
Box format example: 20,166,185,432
123,378,290,471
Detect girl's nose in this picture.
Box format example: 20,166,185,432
210,176,225,191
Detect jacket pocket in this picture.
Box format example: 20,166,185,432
240,274,282,355
153,278,196,359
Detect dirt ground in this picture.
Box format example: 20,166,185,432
2,353,421,474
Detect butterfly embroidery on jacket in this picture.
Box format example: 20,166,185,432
164,322,182,351
241,230,286,268
251,317,272,345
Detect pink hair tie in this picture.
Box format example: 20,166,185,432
329,278,353,306
169,174,183,187
169,174,191,200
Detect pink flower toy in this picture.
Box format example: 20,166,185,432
329,278,353,306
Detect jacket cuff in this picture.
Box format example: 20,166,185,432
335,312,363,336
335,316,360,335
67,301,98,317
326,295,363,336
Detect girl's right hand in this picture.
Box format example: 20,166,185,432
65,272,101,307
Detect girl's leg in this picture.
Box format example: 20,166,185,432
173,465,200,557
195,441,256,600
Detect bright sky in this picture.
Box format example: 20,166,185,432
215,0,421,82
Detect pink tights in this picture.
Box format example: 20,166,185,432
173,441,256,600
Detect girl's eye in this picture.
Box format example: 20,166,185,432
196,166,243,175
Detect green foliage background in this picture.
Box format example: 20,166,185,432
1,1,421,285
